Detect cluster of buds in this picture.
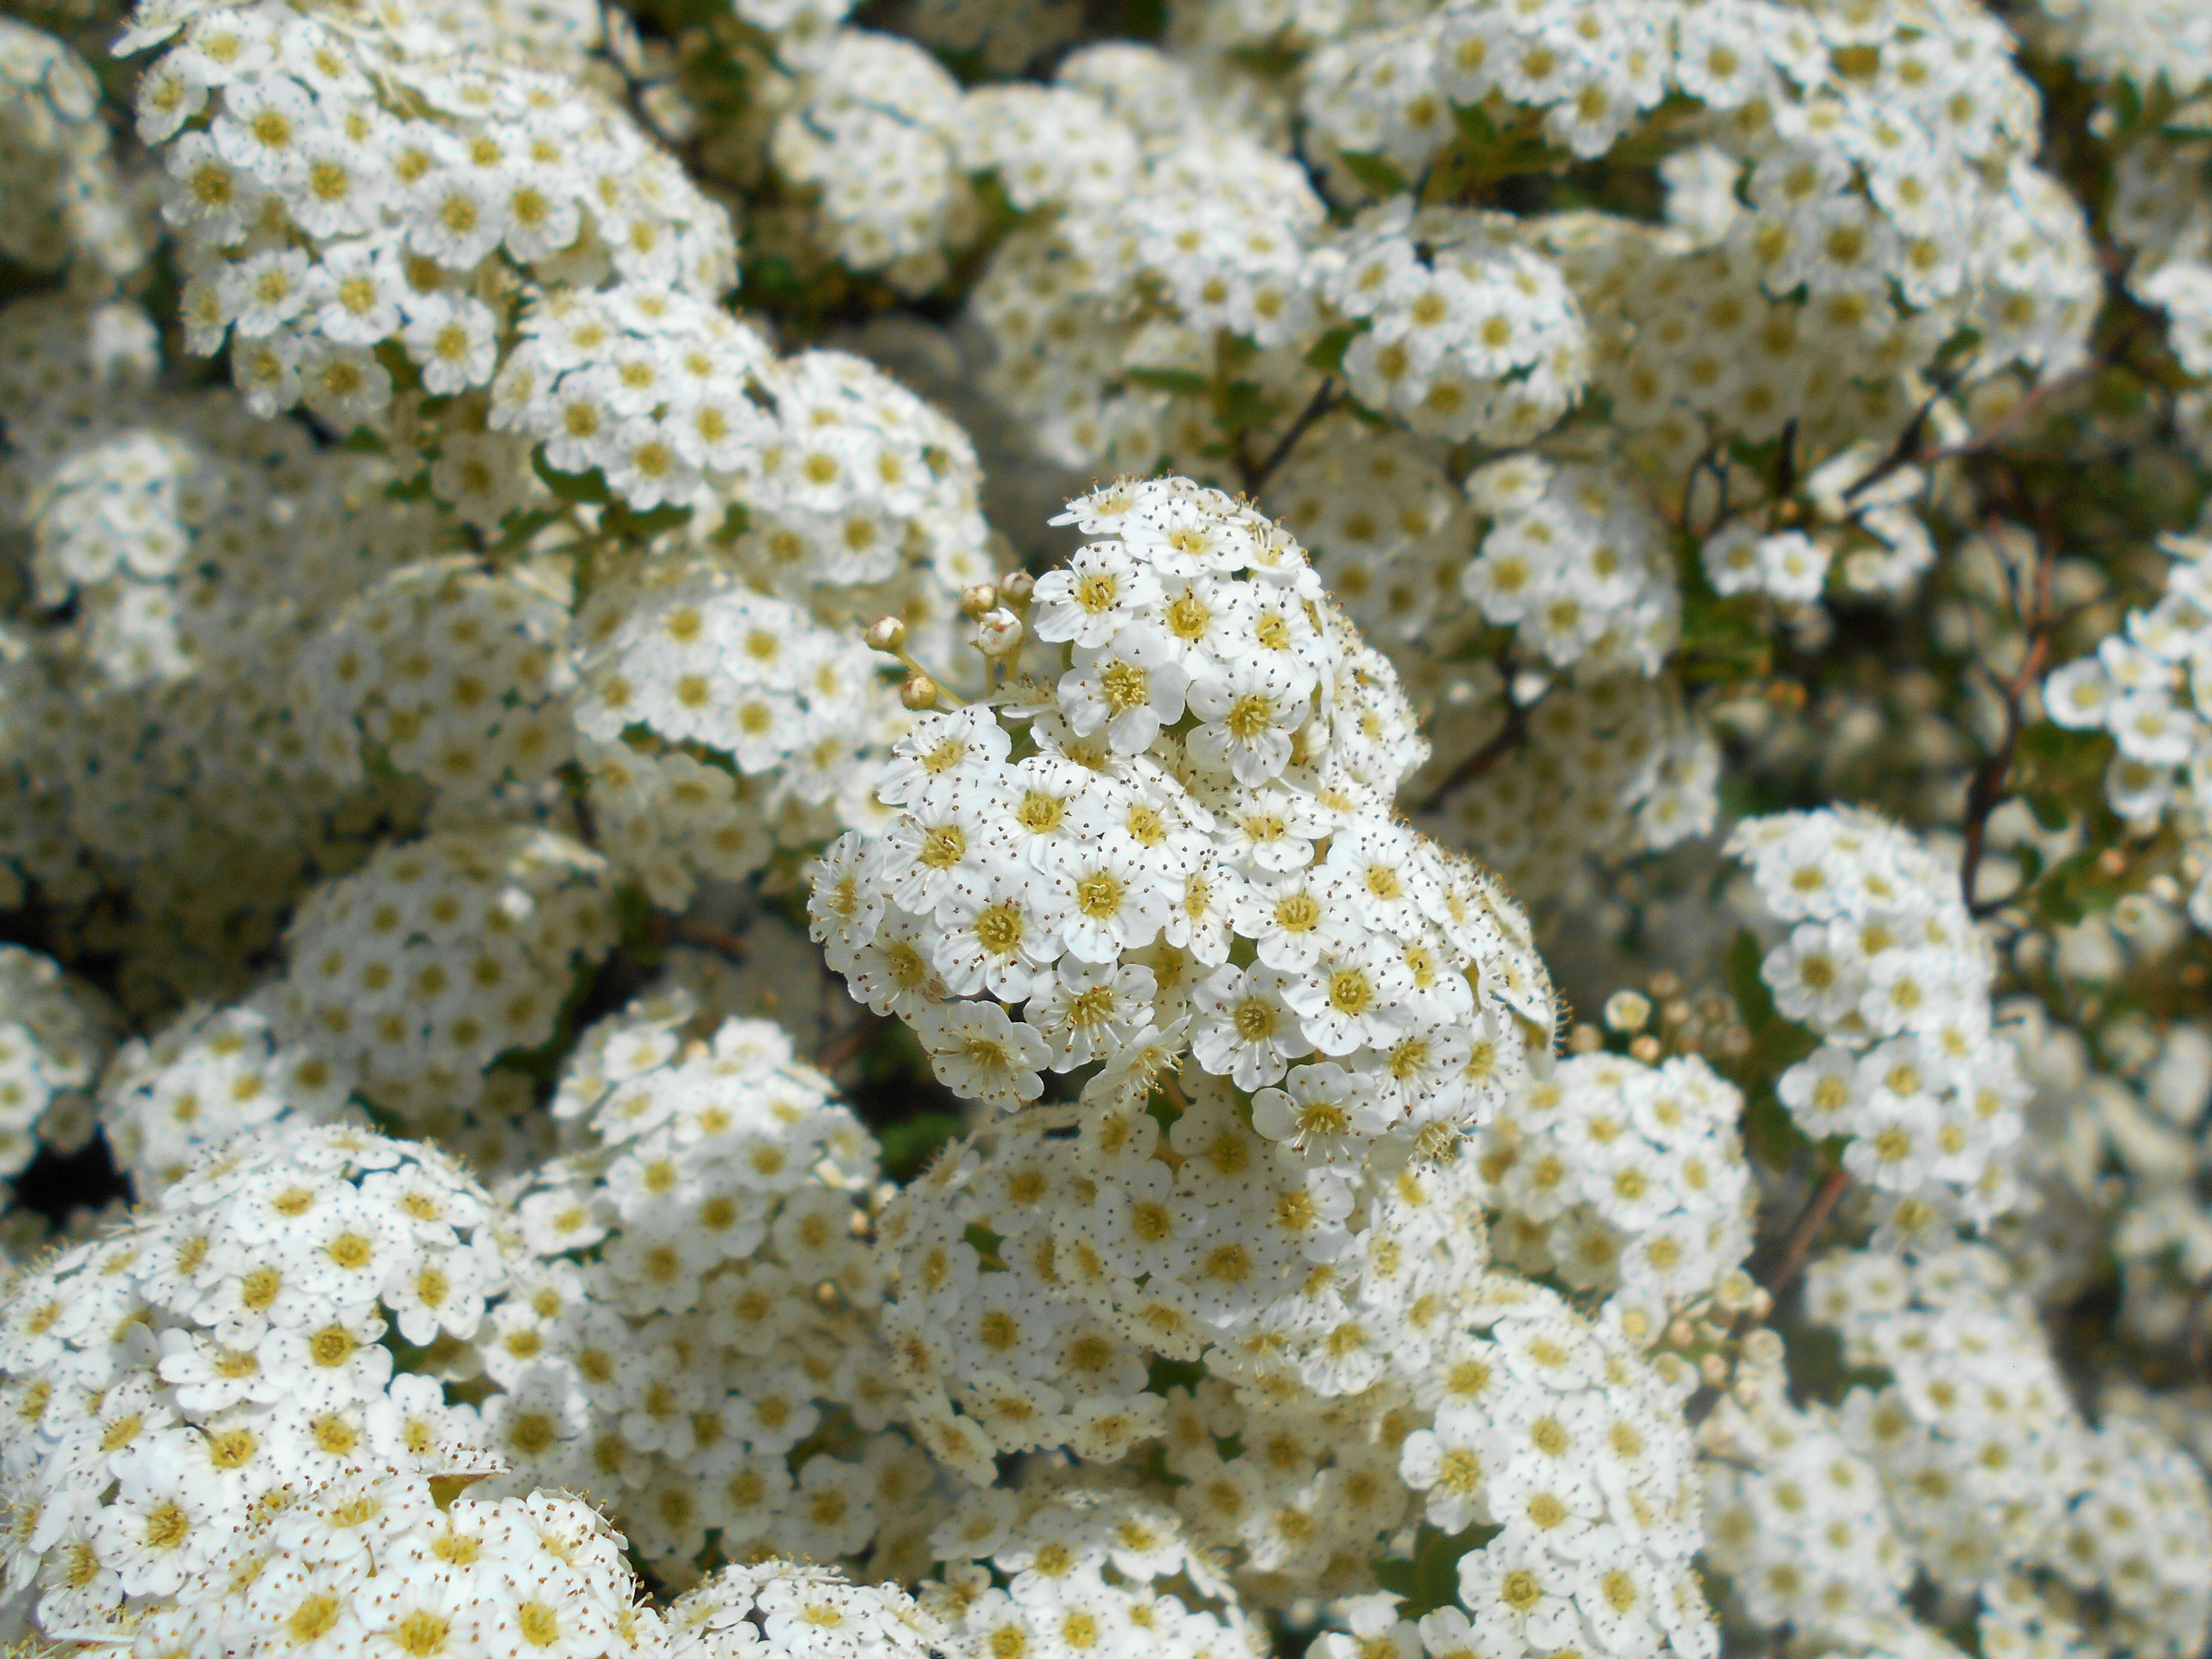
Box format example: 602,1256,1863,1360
865,566,1039,706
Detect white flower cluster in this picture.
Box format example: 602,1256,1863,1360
1806,1246,2212,1657
1728,808,2028,1227
573,553,905,906
0,1110,945,1658
1317,0,2095,462
294,556,578,812
2043,529,2212,885
729,347,995,619
963,91,1331,474
268,826,615,1127
1317,204,1588,447
1478,1051,1754,1317
98,996,354,1197
1457,454,1677,678
1418,676,1720,903
491,990,912,1582
0,1122,514,1645
131,0,735,422
811,478,1544,1131
0,945,121,1181
1701,1368,1914,1644
924,1481,1263,1659
1260,422,1469,648
0,291,452,994
664,1560,947,1659
772,33,972,293
2030,0,2212,115
492,284,777,513
0,18,141,276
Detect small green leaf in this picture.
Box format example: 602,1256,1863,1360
1451,100,1498,147
1337,149,1413,198
1124,366,1211,397
1726,928,1775,1031
1305,324,1359,374
602,500,694,540
2027,791,2071,833
1216,380,1282,438
533,452,609,504
877,1112,962,1182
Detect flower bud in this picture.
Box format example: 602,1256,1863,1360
1699,1352,1729,1387
959,582,999,619
899,674,940,710
999,570,1035,605
973,608,1024,658
864,616,907,653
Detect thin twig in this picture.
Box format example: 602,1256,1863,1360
1764,1167,1850,1306
1416,665,1537,814
668,916,750,961
1239,380,1337,497
817,1015,880,1074
1960,511,2058,916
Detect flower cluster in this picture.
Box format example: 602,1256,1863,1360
574,553,905,906
1456,455,1678,677
1806,1246,2212,1656
489,987,913,1582
0,18,140,277
98,995,354,1197
1316,205,1588,448
811,478,1543,1131
267,826,615,1130
0,1122,514,1644
1728,808,2027,1228
2043,529,2212,866
0,945,121,1182
131,0,735,423
1478,1050,1754,1316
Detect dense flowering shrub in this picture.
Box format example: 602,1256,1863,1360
8,0,2212,1654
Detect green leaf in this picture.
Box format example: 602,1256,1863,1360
1216,380,1282,438
602,500,694,540
1337,149,1413,198
1124,366,1211,397
1373,1523,1501,1618
533,452,609,503
1452,100,1498,147
1305,324,1359,374
877,1112,962,1183
1743,1092,1797,1170
1726,928,1774,1031
2027,791,2071,833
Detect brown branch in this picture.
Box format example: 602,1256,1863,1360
1238,379,1337,498
816,1015,880,1074
668,916,750,961
1960,511,2058,916
1764,1167,1850,1306
1416,670,1537,814
1843,329,2131,503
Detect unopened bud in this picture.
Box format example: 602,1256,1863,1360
1603,990,1651,1033
1629,1034,1662,1063
1699,1352,1729,1387
999,570,1035,605
959,582,999,619
1666,1319,1697,1350
899,674,940,711
973,607,1024,658
1714,1268,1758,1314
864,616,907,653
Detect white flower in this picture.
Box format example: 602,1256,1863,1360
913,1000,1050,1109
